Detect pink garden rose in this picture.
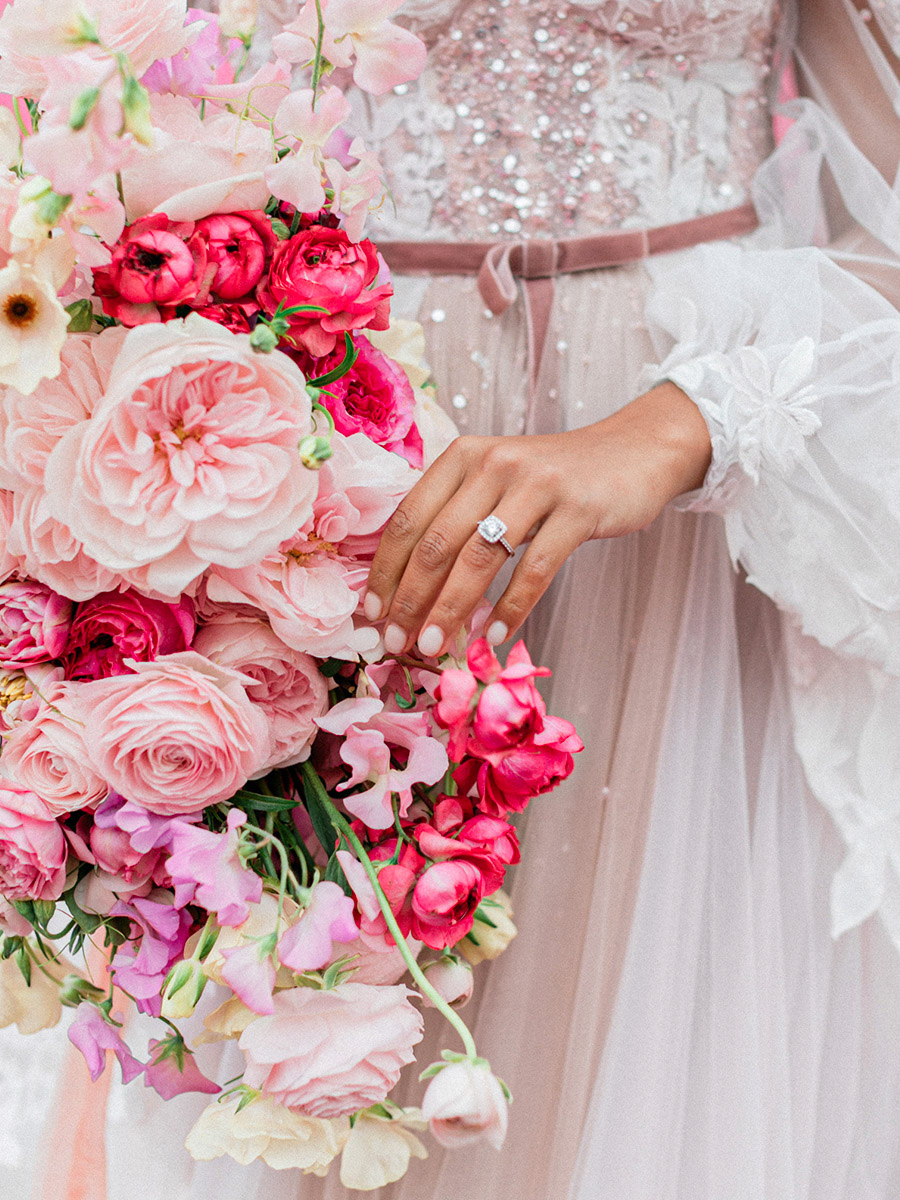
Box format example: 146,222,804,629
0,781,66,900
79,651,270,815
93,214,213,326
45,317,318,599
257,226,392,358
193,615,328,774
63,590,194,680
0,680,109,816
0,580,72,669
0,492,20,584
240,982,423,1117
8,487,121,602
421,1060,508,1150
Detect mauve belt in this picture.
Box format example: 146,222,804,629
378,202,759,434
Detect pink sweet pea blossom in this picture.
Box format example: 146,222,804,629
421,1060,508,1150
267,87,350,215
166,808,262,927
274,0,427,96
144,1037,220,1100
45,316,318,598
0,580,71,668
142,10,236,102
220,938,277,1015
68,1003,144,1084
316,697,448,830
326,138,386,244
109,895,192,1011
277,880,358,974
78,652,270,815
240,982,423,1117
0,781,66,900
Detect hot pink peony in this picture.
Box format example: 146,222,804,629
240,982,423,1117
0,679,109,816
0,781,66,900
78,651,270,815
63,590,194,681
45,317,318,599
313,337,419,462
193,615,328,774
0,580,72,669
257,226,392,358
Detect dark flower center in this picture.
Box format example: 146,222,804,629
3,294,37,327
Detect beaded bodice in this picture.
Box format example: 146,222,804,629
352,0,781,241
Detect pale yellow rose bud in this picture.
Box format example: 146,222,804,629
160,957,207,1020
457,890,517,966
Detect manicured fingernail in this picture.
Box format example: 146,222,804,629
363,592,383,622
384,624,407,655
486,620,508,646
418,625,445,658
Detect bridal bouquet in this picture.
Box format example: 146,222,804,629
0,0,583,1189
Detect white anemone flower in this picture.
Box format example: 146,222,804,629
0,243,72,396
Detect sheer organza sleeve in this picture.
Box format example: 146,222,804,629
643,0,900,945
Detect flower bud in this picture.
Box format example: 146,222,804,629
160,957,208,1020
66,299,93,332
69,86,100,131
219,0,258,39
58,973,107,1008
421,1059,509,1149
422,955,474,1009
457,890,516,966
249,323,279,354
121,74,154,147
299,435,334,470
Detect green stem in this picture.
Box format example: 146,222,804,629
11,97,29,140
311,0,326,101
301,762,478,1060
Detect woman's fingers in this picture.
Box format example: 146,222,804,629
364,439,469,621
485,510,589,643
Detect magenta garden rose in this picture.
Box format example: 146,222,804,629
78,651,270,815
44,316,319,599
239,982,424,1117
257,225,392,358
63,590,195,681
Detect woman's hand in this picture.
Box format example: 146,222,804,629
364,381,712,657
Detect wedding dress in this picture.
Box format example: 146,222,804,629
6,2,900,1198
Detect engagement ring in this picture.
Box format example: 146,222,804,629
477,514,515,556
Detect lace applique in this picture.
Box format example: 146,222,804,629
359,0,780,241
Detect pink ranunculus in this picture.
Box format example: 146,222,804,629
0,580,72,669
421,1060,508,1150
257,226,392,359
193,615,328,774
79,651,270,815
409,860,486,950
93,214,213,326
190,302,256,334
193,210,276,301
240,982,423,1117
0,680,109,817
414,825,507,895
45,316,318,599
316,337,416,457
0,781,66,900
63,590,194,681
0,0,190,97
276,880,358,974
166,808,262,927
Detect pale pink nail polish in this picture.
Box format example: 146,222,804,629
384,624,407,654
418,625,445,658
486,620,508,646
363,592,383,622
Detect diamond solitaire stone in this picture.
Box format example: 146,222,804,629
478,515,507,543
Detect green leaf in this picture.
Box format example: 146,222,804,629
233,789,298,812
418,1062,447,1081
15,947,31,986
307,334,358,387
318,658,345,678
270,218,291,240
65,299,93,332
63,888,102,935
302,770,340,856
324,853,352,896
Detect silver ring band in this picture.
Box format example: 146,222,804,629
477,514,515,557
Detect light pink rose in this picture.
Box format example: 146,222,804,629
0,331,124,491
240,982,423,1117
46,316,317,599
0,680,108,816
0,580,71,668
193,615,328,774
0,0,190,97
0,491,20,583
421,1060,508,1150
79,651,270,815
8,487,122,602
0,781,66,900
122,95,272,223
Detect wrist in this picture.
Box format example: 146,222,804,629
603,381,713,498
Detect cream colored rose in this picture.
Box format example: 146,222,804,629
0,944,70,1034
195,994,258,1045
457,890,517,966
339,1108,428,1191
186,1093,349,1173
